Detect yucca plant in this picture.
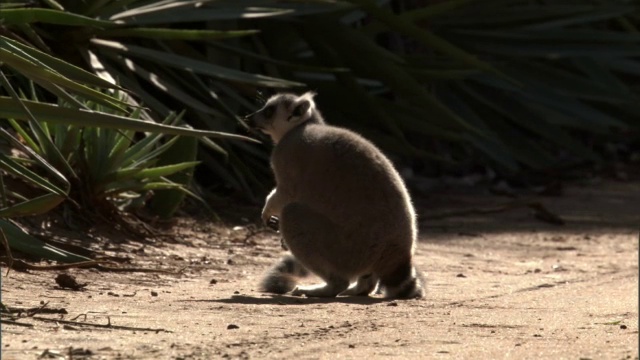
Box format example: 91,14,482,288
0,1,264,261
0,0,304,200
0,86,225,262
0,121,87,262
2,0,639,199
244,0,639,176
10,100,201,209
1,0,638,263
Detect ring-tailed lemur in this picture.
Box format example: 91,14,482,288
244,92,424,299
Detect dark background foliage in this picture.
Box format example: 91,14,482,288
2,0,639,209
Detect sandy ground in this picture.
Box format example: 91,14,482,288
1,180,638,359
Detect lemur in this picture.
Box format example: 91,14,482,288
244,92,424,299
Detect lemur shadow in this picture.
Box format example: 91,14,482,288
188,294,390,306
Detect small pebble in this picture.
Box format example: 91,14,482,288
620,325,627,330
456,273,466,278
151,291,158,297
227,324,239,330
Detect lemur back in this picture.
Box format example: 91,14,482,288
245,92,424,299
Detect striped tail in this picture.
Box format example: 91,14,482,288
260,255,310,294
380,262,425,299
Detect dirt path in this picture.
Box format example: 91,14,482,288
2,181,638,359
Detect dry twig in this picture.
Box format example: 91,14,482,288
31,315,172,333
0,319,34,328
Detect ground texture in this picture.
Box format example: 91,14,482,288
2,180,638,359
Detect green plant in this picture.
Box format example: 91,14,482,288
149,135,199,219
7,91,214,214
2,0,639,196
1,1,267,261
0,220,91,264
0,0,304,200
247,0,638,175
0,84,228,259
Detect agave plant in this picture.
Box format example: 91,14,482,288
0,1,268,261
0,0,638,263
0,0,311,194
2,0,639,196
12,102,198,206
246,0,639,175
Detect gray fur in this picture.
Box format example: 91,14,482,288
246,92,425,299
260,255,310,294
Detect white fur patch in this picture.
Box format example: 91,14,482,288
297,91,317,120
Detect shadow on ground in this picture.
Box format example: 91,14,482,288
186,294,390,306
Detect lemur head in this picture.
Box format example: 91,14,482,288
245,92,322,143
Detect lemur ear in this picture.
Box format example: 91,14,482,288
291,100,310,119
288,91,316,122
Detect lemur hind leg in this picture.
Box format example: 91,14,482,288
280,202,350,298
340,274,379,296
291,276,350,298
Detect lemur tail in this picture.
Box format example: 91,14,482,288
260,255,310,294
380,262,425,299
